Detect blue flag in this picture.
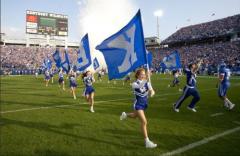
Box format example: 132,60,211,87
96,10,147,80
61,50,70,73
43,58,52,70
77,34,92,72
160,50,181,70
52,49,62,68
93,57,100,70
147,50,153,68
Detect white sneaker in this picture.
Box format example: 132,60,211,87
145,140,157,148
120,112,127,120
229,104,235,110
224,102,229,108
173,104,179,112
187,106,197,112
168,84,170,88
178,88,182,92
90,106,95,113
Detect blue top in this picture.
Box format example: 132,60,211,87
83,76,95,87
132,80,152,101
59,72,64,78
69,74,76,84
185,68,197,87
45,70,50,76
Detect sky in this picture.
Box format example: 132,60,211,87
1,0,240,43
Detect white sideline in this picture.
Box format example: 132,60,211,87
210,112,224,117
0,87,229,114
233,121,240,125
160,127,240,156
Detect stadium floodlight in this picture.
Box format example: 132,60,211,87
153,9,163,40
154,10,163,17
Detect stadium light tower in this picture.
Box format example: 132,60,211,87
154,9,163,40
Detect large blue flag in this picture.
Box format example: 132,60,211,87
52,49,62,68
160,50,181,70
96,10,147,80
93,57,100,70
77,34,92,72
147,50,153,68
61,50,70,73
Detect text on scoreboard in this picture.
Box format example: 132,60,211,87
26,10,68,36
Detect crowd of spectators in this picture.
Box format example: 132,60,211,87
1,45,78,74
151,41,240,74
162,14,240,44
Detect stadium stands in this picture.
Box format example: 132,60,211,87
148,14,240,75
0,45,78,74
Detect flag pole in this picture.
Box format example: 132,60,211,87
139,9,152,84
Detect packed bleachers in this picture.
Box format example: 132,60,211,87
1,45,78,74
149,14,240,75
162,14,240,44
151,41,240,74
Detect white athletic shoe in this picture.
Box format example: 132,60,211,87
145,140,157,148
229,104,235,110
168,84,170,88
173,104,179,112
90,108,95,113
120,112,127,120
224,102,229,109
187,107,197,112
178,88,183,92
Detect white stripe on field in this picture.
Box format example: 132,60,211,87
0,87,224,114
233,121,240,125
160,127,240,156
210,112,224,117
0,97,166,114
0,98,130,114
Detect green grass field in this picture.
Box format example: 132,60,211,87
1,74,240,156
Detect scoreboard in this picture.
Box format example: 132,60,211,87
26,10,68,36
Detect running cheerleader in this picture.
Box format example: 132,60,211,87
82,71,95,113
58,68,65,91
168,69,182,91
120,68,157,148
50,68,54,84
69,69,77,99
44,69,50,87
173,60,203,112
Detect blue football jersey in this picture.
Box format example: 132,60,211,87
219,67,230,84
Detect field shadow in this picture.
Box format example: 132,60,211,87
1,118,134,149
34,149,71,156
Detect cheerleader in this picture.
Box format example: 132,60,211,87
50,68,54,84
69,69,77,99
168,69,182,91
82,71,95,113
58,68,65,91
120,68,157,148
44,69,50,87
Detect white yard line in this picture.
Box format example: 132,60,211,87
160,127,240,156
0,98,130,114
0,87,225,114
210,112,224,117
233,121,240,125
